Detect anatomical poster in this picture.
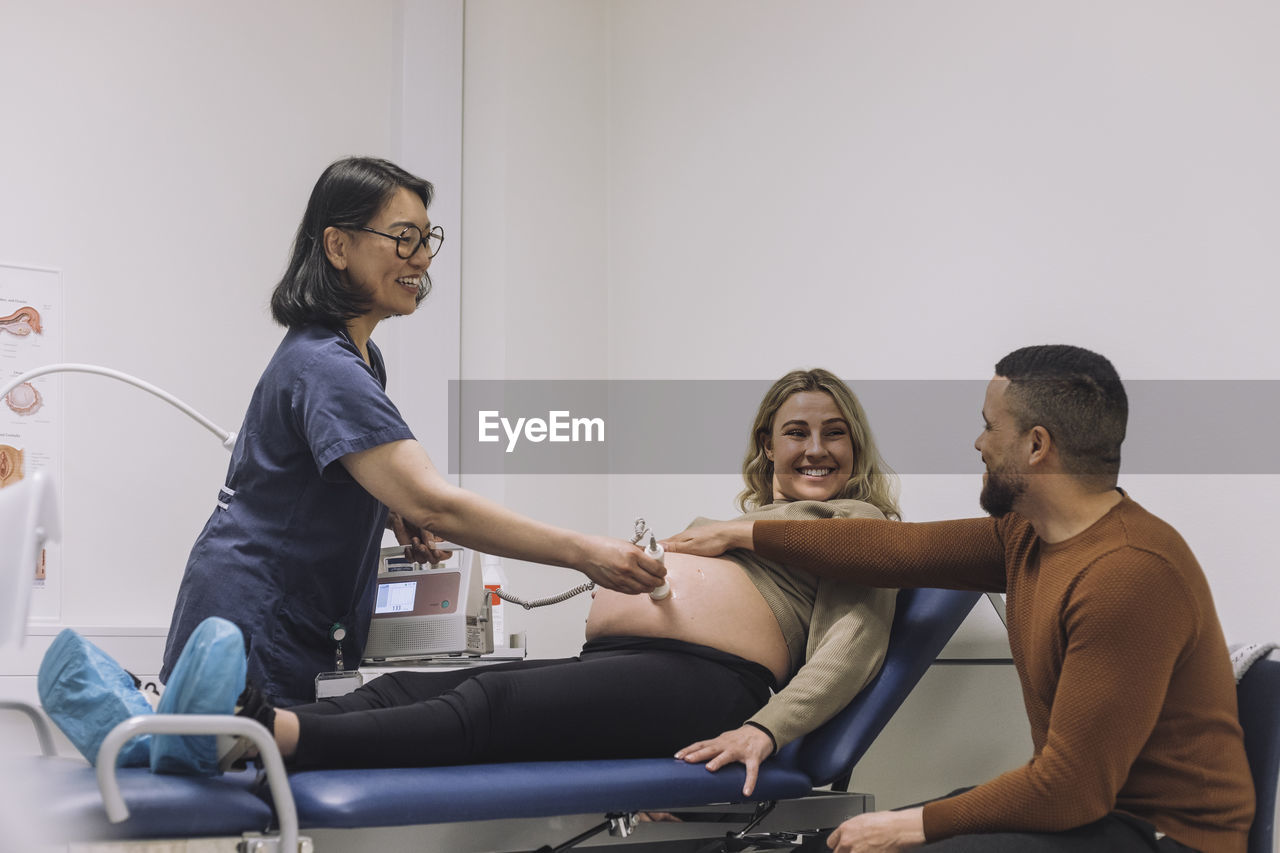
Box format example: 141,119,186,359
1,263,63,622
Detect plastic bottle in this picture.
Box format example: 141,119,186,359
481,554,508,649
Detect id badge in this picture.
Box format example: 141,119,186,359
315,670,363,699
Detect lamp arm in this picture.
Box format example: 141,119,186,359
0,363,236,450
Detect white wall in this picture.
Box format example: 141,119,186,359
461,0,1280,654
458,0,616,647
0,0,462,756
0,1,365,635
460,0,1280,806
599,0,1280,642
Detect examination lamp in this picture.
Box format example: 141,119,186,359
0,364,237,451
0,364,235,648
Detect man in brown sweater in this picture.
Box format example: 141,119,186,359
663,345,1254,853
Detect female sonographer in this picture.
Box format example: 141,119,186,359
161,157,665,708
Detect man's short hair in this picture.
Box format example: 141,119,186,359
995,345,1128,489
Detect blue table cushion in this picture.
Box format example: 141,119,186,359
16,756,273,841
288,757,816,828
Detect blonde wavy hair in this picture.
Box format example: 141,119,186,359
737,368,901,520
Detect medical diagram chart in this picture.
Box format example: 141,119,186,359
1,263,63,623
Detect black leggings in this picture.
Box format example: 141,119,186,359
287,637,775,770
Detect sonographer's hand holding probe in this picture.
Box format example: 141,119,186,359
627,518,671,600
576,534,667,595
660,519,755,557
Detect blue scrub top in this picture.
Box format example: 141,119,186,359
162,325,415,705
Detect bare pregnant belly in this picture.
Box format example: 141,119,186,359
585,552,791,684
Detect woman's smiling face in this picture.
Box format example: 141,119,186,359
765,390,855,503
333,186,433,325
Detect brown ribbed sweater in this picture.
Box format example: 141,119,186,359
754,495,1253,853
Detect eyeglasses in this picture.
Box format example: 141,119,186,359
359,224,445,259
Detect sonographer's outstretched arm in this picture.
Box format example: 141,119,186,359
342,439,666,595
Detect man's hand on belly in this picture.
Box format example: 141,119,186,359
675,724,776,796
661,520,754,557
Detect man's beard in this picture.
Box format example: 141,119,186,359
980,465,1027,517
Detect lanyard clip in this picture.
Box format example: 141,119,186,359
329,622,348,672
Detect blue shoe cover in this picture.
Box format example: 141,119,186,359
151,616,247,776
37,629,152,767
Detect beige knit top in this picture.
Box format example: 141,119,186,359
688,498,897,748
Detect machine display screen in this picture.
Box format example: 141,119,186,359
371,571,460,618
375,580,418,615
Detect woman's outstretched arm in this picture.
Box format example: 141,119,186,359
342,439,666,594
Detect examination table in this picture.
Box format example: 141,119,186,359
11,587,981,852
